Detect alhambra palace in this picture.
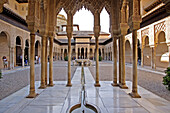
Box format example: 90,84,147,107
0,0,170,113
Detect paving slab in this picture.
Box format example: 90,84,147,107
0,67,169,113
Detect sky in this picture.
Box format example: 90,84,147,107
59,8,110,33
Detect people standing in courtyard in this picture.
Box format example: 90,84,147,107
20,54,22,66
2,56,8,69
38,56,40,64
35,56,38,64
25,55,28,66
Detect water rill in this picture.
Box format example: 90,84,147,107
68,62,100,113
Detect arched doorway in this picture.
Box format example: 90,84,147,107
156,31,168,68
110,47,112,61
81,48,84,59
125,40,132,63
25,40,29,65
102,48,104,60
89,48,93,60
0,32,9,69
64,49,67,59
138,39,141,62
85,48,87,59
35,41,41,57
99,48,101,57
72,49,75,60
143,36,151,66
78,48,80,59
16,36,22,66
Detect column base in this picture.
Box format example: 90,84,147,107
111,83,119,87
129,92,141,98
66,83,72,87
94,83,101,87
119,84,128,89
48,83,55,87
38,85,47,89
26,93,38,98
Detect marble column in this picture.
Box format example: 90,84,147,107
9,47,14,69
92,49,94,60
128,0,141,98
27,33,38,98
76,48,78,59
118,37,122,85
62,49,64,60
151,46,156,69
141,46,144,67
129,29,141,98
84,48,85,59
94,12,101,87
120,23,128,89
48,36,54,86
22,48,25,67
45,38,48,85
39,36,46,89
112,35,118,86
66,12,73,87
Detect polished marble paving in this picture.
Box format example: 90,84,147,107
0,67,170,113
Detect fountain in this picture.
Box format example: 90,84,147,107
67,62,100,113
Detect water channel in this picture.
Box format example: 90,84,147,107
68,63,100,113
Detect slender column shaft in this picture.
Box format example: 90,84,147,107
66,36,72,86
9,47,14,69
22,49,25,67
45,38,48,85
120,35,128,89
39,37,46,89
118,38,122,84
95,37,100,86
141,46,144,67
49,37,54,86
62,49,64,60
112,36,118,86
94,11,100,87
129,30,141,98
27,33,37,98
151,47,156,69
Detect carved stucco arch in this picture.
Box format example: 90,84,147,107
58,0,111,16
142,35,149,48
155,30,166,48
0,31,10,47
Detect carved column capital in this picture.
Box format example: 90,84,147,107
120,23,129,35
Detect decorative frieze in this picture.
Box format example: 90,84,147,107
154,21,166,34
141,28,149,38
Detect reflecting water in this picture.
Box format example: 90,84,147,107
70,66,99,113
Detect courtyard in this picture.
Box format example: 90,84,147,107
0,61,170,113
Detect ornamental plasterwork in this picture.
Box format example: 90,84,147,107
141,28,149,38
154,21,166,34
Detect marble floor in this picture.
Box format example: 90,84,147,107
0,67,170,113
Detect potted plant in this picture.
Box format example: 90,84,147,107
163,67,170,91
64,56,68,61
99,56,102,61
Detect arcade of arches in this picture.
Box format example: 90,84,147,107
0,0,170,100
